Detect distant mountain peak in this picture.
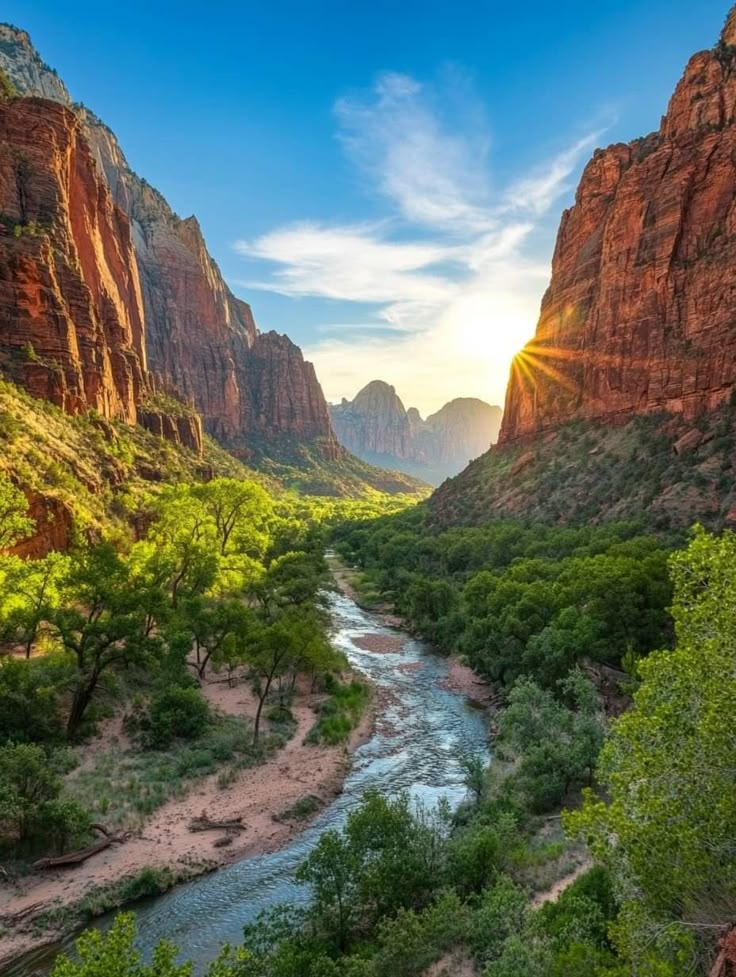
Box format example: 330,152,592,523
330,382,502,485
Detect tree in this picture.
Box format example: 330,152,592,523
567,526,736,971
48,544,160,736
0,654,67,744
0,472,33,550
194,478,272,558
498,670,604,812
297,830,357,951
39,798,92,855
175,597,257,680
50,913,191,977
0,742,59,841
0,551,67,656
143,487,219,607
256,551,328,617
460,754,485,806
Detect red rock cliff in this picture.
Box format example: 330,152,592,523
0,26,339,458
83,112,338,452
0,97,147,422
500,10,736,443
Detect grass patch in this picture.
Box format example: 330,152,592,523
306,676,370,745
273,794,322,822
66,714,290,830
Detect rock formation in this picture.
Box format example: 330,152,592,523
0,25,339,458
0,96,147,424
330,381,502,484
500,8,736,444
332,381,414,460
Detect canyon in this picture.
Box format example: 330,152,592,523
330,380,502,485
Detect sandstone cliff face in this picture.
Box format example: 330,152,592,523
0,25,70,102
500,12,736,443
0,96,147,423
330,382,502,484
0,26,339,456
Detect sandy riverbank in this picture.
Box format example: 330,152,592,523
0,671,376,966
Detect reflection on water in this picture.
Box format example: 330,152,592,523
3,590,489,976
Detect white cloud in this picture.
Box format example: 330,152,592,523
233,71,602,415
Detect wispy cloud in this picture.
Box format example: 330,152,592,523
234,70,603,414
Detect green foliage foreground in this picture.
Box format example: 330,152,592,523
51,525,736,977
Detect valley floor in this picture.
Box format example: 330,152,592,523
0,673,376,967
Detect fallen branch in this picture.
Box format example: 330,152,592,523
188,815,244,834
32,833,123,870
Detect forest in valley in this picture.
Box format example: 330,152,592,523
5,478,730,977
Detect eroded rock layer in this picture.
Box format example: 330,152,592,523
0,25,338,457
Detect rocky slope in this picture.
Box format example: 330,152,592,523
0,25,339,462
500,8,736,445
330,381,502,484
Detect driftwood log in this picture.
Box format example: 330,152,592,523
188,815,244,834
32,824,122,870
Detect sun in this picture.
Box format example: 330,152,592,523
442,291,537,404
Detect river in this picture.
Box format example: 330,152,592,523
4,587,490,976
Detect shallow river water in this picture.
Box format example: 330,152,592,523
4,587,490,975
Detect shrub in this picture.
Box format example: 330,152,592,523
137,686,211,749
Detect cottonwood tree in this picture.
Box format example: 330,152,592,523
141,488,219,608
0,551,68,656
48,544,161,736
194,478,272,559
173,596,258,680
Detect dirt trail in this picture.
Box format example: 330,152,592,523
531,859,594,908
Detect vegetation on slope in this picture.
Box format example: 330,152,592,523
0,472,393,874
432,405,736,530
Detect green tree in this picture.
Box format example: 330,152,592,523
0,551,67,657
297,830,357,951
0,654,67,744
0,472,33,549
48,544,160,736
50,913,191,977
0,742,59,841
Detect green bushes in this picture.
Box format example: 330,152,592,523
129,686,212,750
334,512,674,690
0,743,91,857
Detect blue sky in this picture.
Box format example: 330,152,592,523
5,0,730,413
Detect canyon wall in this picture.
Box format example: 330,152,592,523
0,96,147,423
0,25,338,457
500,10,736,443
